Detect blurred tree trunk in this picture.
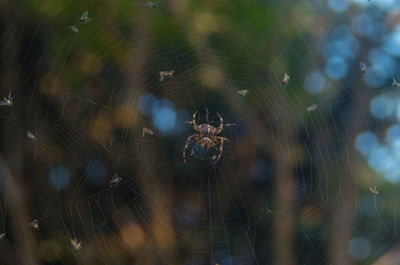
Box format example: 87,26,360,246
121,9,176,265
261,95,299,265
325,80,370,265
0,1,40,265
271,128,296,265
239,90,299,265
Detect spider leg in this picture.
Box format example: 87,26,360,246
183,135,198,163
214,137,226,163
216,113,224,133
216,113,236,134
184,111,199,131
192,111,199,126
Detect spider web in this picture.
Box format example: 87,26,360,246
0,0,398,265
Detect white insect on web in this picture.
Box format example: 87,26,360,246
110,172,122,187
0,233,4,240
144,1,156,8
143,127,154,137
28,219,39,230
159,70,174,82
0,91,12,106
307,104,318,112
282,73,290,85
71,238,82,250
369,186,379,195
27,131,37,141
69,25,79,33
237,89,249,96
79,10,91,24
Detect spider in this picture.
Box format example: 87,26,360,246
183,111,236,163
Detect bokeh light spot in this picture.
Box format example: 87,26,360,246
370,94,394,119
328,0,348,12
325,56,348,79
355,131,378,156
349,237,371,260
305,71,325,94
49,166,70,190
137,93,158,116
85,159,107,188
152,99,176,133
250,159,272,183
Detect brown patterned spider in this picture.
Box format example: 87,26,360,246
183,111,236,163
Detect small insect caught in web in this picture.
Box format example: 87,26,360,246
27,131,37,141
28,219,39,230
237,90,249,96
359,61,368,74
0,91,12,106
145,1,156,8
369,186,379,195
0,233,5,240
393,77,400,88
143,127,154,137
71,238,82,250
306,104,318,112
110,173,122,187
282,73,290,85
69,25,79,33
79,11,91,24
159,70,174,82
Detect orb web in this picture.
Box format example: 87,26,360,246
0,0,398,265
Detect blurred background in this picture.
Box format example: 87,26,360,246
0,0,400,264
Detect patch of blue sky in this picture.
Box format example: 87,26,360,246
364,66,389,87
370,94,394,119
355,131,379,156
367,146,391,173
368,48,396,78
323,40,355,60
352,13,373,37
327,0,348,12
386,124,400,143
325,56,348,80
384,25,400,57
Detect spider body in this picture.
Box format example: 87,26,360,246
183,111,236,163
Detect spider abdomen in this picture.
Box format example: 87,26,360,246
199,124,217,137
